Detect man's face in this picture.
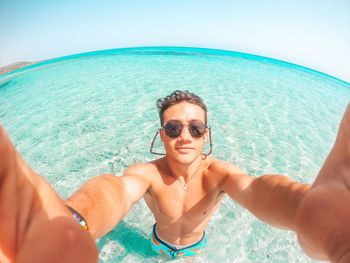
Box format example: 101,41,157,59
160,102,207,164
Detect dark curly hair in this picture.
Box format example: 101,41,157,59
156,90,207,126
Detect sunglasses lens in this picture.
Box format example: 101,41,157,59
164,121,182,138
189,122,206,138
164,121,206,138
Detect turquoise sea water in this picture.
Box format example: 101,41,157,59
0,47,349,262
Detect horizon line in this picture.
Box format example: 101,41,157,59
1,45,349,85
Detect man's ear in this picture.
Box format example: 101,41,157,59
203,129,208,143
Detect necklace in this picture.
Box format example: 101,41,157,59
173,172,200,191
176,177,188,191
163,159,199,191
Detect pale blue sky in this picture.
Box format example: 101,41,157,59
1,0,349,82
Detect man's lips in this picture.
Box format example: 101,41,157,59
176,147,194,153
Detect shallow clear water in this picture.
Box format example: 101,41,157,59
1,47,349,262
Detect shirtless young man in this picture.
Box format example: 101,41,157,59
1,90,350,262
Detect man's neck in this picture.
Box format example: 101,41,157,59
164,155,202,182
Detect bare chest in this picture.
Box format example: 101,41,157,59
144,175,224,222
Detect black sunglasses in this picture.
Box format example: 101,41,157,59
163,120,207,138
150,123,213,157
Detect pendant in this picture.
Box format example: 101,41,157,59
183,184,187,191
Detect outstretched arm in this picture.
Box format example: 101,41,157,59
0,125,98,263
65,164,151,239
222,103,350,262
296,103,350,262
221,164,310,231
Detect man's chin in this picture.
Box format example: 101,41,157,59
170,153,199,164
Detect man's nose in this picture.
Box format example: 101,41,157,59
178,125,192,141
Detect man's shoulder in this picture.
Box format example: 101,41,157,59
205,157,245,177
124,160,161,179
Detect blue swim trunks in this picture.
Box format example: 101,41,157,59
150,224,206,257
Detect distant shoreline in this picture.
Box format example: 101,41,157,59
0,60,48,76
